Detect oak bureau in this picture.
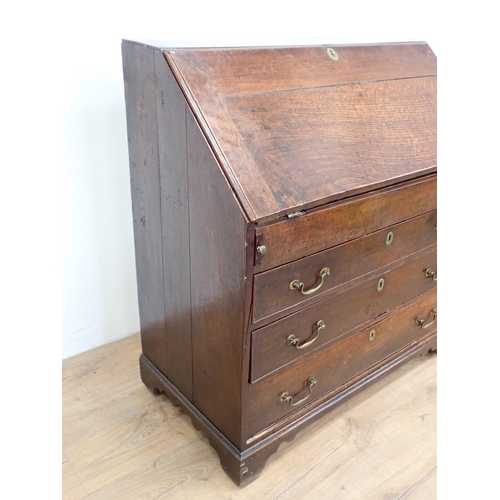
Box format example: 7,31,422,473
121,40,437,486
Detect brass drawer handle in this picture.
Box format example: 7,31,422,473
416,308,437,329
279,377,317,406
287,320,326,349
290,267,330,296
425,268,437,281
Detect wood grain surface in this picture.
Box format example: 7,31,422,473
118,41,438,491
225,77,436,216
62,333,436,499
257,175,436,272
122,43,168,375
247,289,437,436
253,210,437,322
250,247,437,382
168,43,436,96
154,49,194,400
186,107,248,448
165,43,436,221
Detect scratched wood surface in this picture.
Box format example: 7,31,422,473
62,333,436,499
166,43,436,221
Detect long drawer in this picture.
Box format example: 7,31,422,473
253,210,437,322
250,245,437,382
255,175,436,272
247,288,437,438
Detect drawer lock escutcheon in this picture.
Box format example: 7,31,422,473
287,320,326,350
377,278,385,292
416,308,437,329
386,231,394,246
368,329,376,341
290,267,330,296
327,48,339,61
279,377,317,406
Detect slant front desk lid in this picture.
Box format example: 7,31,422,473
163,42,436,223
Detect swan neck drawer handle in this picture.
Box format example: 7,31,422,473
289,267,330,295
287,320,326,350
416,308,437,329
425,268,437,281
279,377,317,406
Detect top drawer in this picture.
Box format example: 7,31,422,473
253,210,437,323
254,175,436,272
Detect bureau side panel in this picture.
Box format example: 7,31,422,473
186,109,248,448
122,42,168,372
154,51,193,401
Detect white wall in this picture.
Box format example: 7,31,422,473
61,0,442,359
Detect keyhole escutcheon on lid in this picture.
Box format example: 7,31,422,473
327,48,339,61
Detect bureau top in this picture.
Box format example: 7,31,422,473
125,41,437,223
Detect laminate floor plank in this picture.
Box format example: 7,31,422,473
62,333,437,499
62,335,152,449
62,461,89,500
252,357,436,500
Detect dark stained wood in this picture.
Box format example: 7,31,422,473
239,222,258,448
139,354,253,486
257,175,437,272
140,327,436,486
122,43,168,374
122,41,437,487
186,108,249,448
165,48,267,223
246,331,436,446
250,246,437,382
225,77,436,217
169,43,436,96
155,50,193,401
254,211,437,322
139,330,436,486
165,44,436,221
247,289,437,437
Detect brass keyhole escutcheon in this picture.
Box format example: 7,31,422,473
327,48,339,61
386,231,394,246
369,329,376,341
377,278,385,292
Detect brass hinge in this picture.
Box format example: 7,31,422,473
286,210,306,219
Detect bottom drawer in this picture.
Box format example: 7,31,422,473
246,289,437,438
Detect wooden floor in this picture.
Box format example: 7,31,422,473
62,333,436,499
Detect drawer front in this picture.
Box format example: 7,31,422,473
253,210,437,322
255,175,436,272
250,245,437,382
247,288,437,438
